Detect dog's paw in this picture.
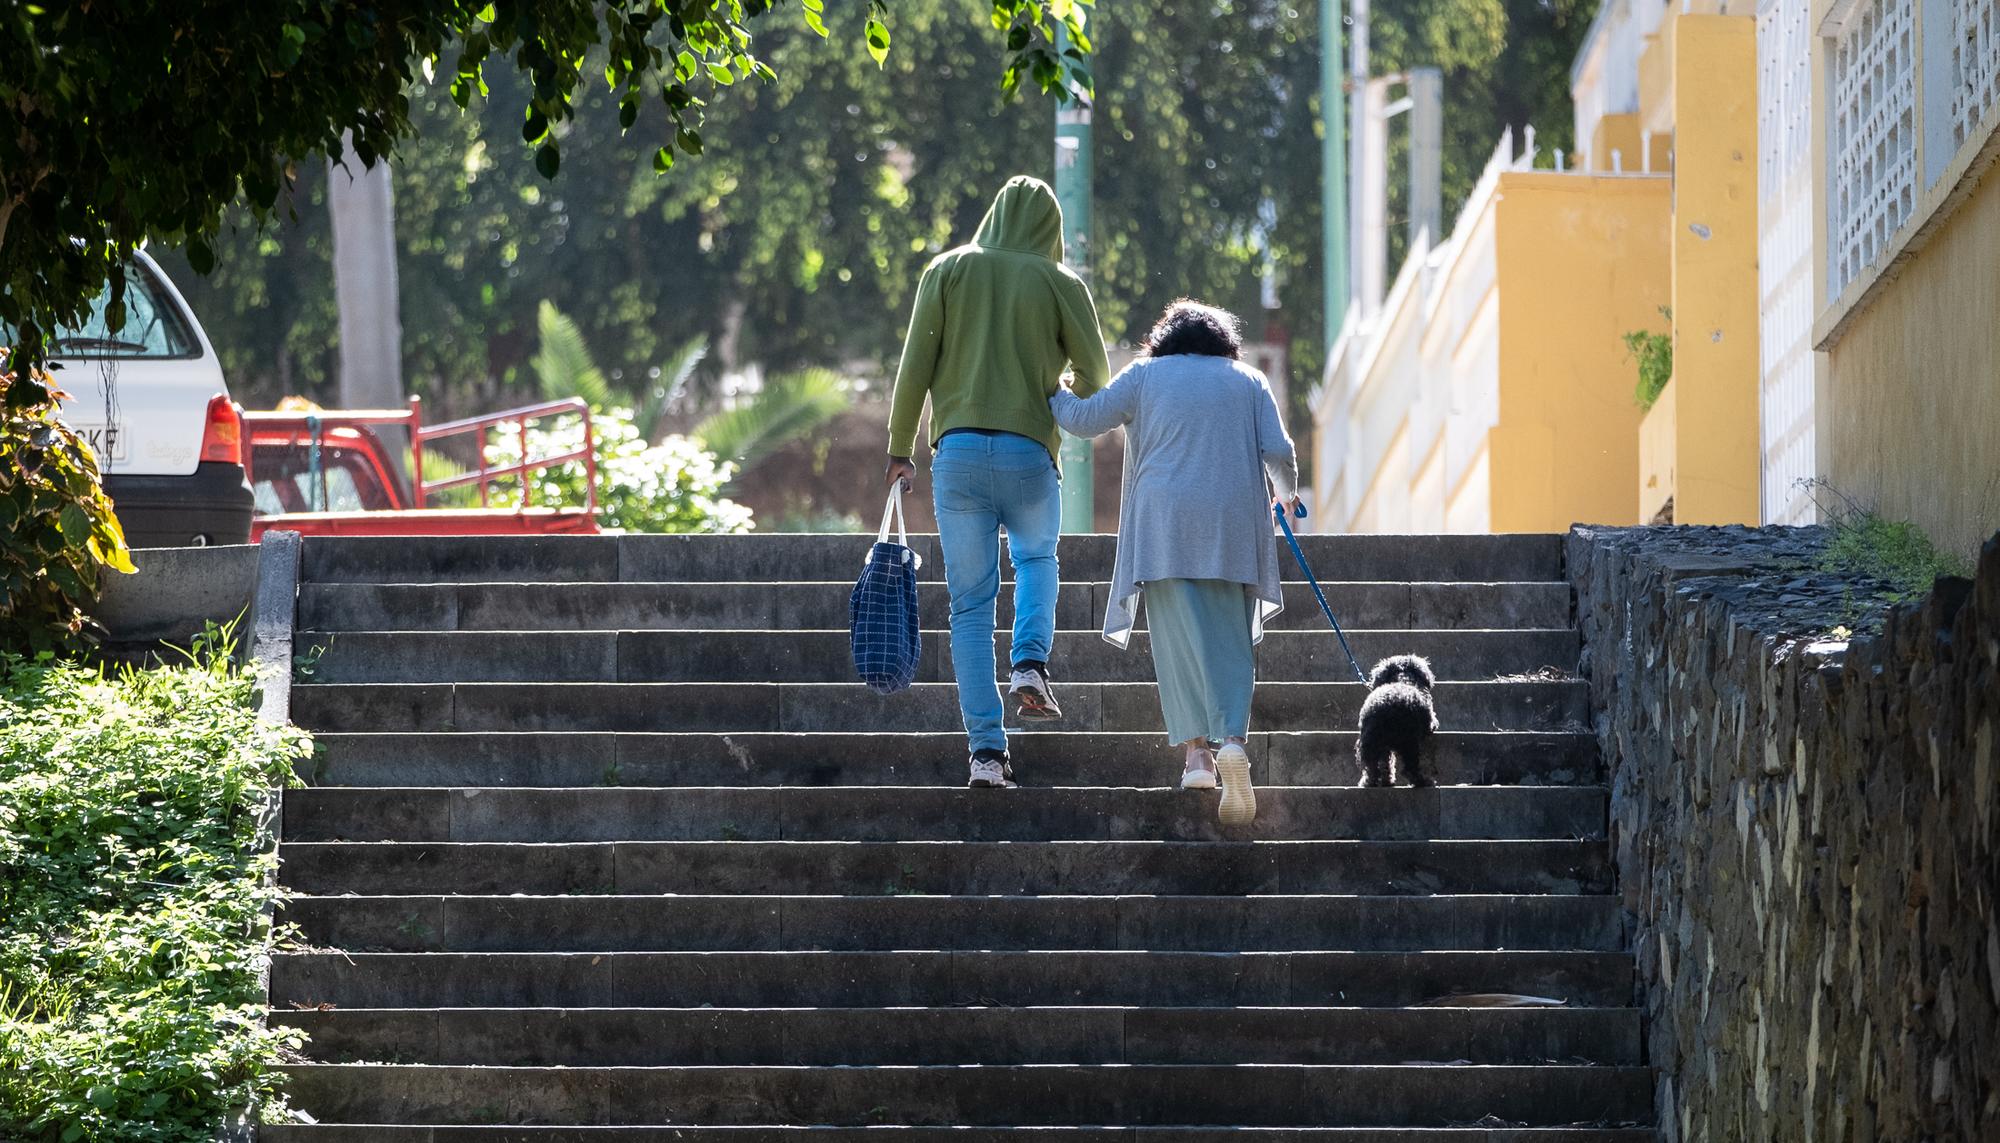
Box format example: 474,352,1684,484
1357,771,1390,788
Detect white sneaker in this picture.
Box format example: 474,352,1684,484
1008,665,1063,721
1180,762,1219,791
968,751,1014,789
1215,743,1257,826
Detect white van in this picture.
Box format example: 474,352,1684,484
45,250,253,547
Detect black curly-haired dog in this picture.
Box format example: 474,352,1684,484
1355,654,1438,787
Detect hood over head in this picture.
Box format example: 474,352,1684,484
973,175,1064,260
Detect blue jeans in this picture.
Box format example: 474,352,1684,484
930,430,1061,754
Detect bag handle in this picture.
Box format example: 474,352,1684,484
877,484,909,547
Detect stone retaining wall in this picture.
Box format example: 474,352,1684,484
1567,525,2000,1142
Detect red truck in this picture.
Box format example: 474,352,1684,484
243,397,601,539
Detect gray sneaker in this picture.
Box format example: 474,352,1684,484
968,749,1014,789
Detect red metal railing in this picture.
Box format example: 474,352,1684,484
241,395,598,515
411,397,597,514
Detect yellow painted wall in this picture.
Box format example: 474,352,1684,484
1637,12,1677,139
1827,170,2000,559
1489,172,1673,531
1638,375,1678,521
1591,114,1644,172
1669,14,1761,524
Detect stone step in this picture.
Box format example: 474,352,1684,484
299,629,1579,685
283,785,1606,845
271,949,1636,1010
275,1005,1642,1067
277,1062,1651,1126
278,838,1611,897
302,731,1604,789
300,533,1565,586
297,580,1574,633
264,1130,1658,1143
282,893,1623,953
291,680,1591,734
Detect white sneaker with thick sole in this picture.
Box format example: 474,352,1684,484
1215,743,1257,826
1008,666,1063,721
968,753,1014,789
1180,764,1219,791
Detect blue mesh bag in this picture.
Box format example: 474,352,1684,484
850,486,923,694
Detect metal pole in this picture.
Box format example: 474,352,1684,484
1359,77,1388,315
1347,0,1369,319
1408,68,1443,250
1054,23,1095,533
1321,0,1349,344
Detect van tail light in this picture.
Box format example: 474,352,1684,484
199,395,244,465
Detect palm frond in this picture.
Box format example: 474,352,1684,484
635,334,708,441
530,300,613,409
692,367,850,476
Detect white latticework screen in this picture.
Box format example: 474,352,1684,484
1950,0,2000,147
1761,0,1817,522
1828,0,1917,296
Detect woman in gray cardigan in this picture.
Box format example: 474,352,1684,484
1051,300,1299,825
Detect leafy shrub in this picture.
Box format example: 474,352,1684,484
483,406,754,533
1621,306,1674,410
0,350,136,654
0,631,310,1141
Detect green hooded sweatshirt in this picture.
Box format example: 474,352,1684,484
887,176,1110,469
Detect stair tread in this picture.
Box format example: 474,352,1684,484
275,1061,1652,1127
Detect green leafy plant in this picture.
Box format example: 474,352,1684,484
1809,482,1973,599
530,300,614,411
693,368,852,480
0,351,137,655
1622,306,1674,410
531,300,707,442
484,407,753,534
0,634,311,1140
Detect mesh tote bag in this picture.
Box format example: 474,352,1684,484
850,485,923,694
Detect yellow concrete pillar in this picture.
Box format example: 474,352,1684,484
1669,14,1761,524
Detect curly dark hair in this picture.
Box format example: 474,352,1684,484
1139,299,1243,359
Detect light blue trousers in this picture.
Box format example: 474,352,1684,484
930,430,1061,754
1144,577,1257,745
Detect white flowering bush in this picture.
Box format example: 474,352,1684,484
484,407,753,534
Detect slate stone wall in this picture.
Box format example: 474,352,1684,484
1567,525,2000,1142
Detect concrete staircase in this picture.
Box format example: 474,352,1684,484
264,532,1652,1141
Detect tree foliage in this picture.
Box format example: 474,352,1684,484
0,0,1096,386
164,0,1595,433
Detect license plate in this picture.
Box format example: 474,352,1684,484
74,424,128,464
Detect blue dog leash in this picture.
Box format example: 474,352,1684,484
1273,501,1370,685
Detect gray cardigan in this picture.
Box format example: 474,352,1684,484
1050,354,1299,647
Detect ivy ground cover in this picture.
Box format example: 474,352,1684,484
0,642,309,1141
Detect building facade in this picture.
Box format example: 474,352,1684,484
1316,0,2000,555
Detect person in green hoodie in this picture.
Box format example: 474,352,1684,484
885,175,1111,788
